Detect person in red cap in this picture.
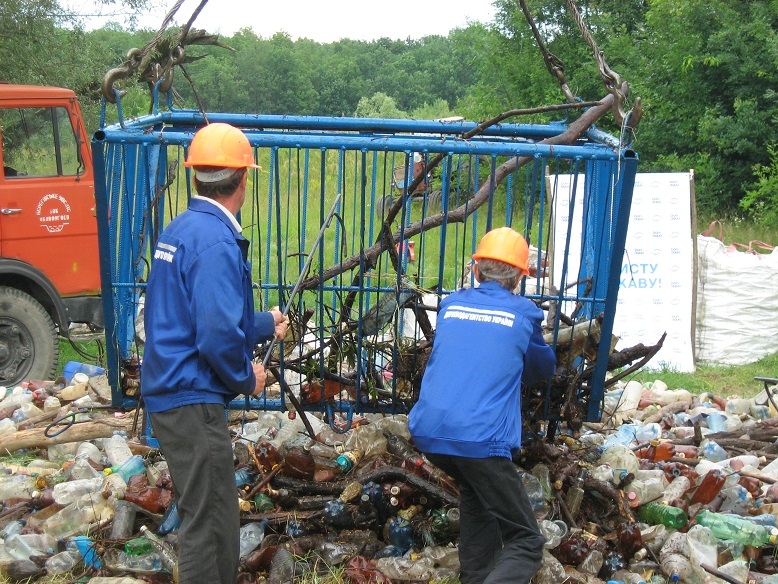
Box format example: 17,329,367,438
142,123,287,583
409,226,556,584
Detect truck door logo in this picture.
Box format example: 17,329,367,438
36,193,71,233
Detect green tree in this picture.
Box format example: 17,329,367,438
354,92,408,118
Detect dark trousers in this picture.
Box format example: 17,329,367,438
426,453,545,584
150,404,239,584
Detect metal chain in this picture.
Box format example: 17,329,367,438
517,0,577,104
564,0,642,128
100,0,204,103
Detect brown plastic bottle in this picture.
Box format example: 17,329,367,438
636,441,675,462
123,487,173,514
255,441,283,473
689,468,726,505
616,521,643,560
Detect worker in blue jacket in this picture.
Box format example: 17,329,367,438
142,123,287,584
409,226,556,584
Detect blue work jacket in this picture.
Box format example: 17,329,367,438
141,197,275,413
408,281,557,458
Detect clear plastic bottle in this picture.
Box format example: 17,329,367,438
45,550,79,575
139,525,178,575
52,477,104,505
111,499,138,539
660,553,692,582
4,533,57,561
538,519,568,549
624,477,663,506
239,521,267,558
662,475,691,503
699,440,728,462
104,432,134,467
564,467,586,519
42,493,114,539
0,475,36,500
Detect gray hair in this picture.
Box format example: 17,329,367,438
475,258,521,289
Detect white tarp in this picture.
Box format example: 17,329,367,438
551,172,695,372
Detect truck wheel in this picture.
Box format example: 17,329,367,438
0,286,59,387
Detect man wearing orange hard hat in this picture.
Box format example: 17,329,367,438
142,123,287,584
409,226,556,584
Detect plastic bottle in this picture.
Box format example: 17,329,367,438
0,475,37,500
699,440,728,462
387,517,414,553
353,494,379,530
52,477,104,505
71,535,103,569
539,519,568,549
4,533,57,560
323,498,354,529
635,441,675,462
139,525,178,575
106,453,146,483
532,463,554,503
690,468,726,505
599,444,640,476
238,521,267,558
111,499,137,539
662,475,691,503
637,502,687,529
624,477,663,506
158,499,182,535
522,470,549,517
706,412,728,433
660,553,693,582
104,432,134,467
335,450,363,474
41,492,114,539
695,509,778,547
125,536,154,555
45,550,80,575
68,456,103,480
565,467,586,519
123,486,172,514
578,549,604,576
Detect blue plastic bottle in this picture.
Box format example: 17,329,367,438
387,517,414,553
234,467,255,488
158,500,182,535
109,454,146,483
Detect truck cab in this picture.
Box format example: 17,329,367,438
0,84,102,386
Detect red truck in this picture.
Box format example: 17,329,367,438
0,84,102,387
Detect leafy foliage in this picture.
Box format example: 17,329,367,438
4,0,777,220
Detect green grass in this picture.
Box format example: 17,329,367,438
628,350,778,398
698,213,778,247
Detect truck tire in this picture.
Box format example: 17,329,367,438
0,286,59,387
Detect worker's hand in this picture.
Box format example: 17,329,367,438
269,307,288,340
251,362,267,396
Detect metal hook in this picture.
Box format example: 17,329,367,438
100,48,143,104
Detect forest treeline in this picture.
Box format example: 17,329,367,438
1,0,776,218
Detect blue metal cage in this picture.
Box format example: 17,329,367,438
92,105,637,430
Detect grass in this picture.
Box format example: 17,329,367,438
628,350,778,398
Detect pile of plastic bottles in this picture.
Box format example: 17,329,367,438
525,377,778,584
0,369,777,584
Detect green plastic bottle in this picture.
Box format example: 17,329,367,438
637,502,687,529
695,509,778,547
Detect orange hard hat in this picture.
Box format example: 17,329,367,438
472,227,530,276
184,123,260,169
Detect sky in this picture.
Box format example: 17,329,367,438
65,0,498,43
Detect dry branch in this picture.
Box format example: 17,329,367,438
300,94,616,290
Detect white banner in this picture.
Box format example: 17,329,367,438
551,172,695,372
